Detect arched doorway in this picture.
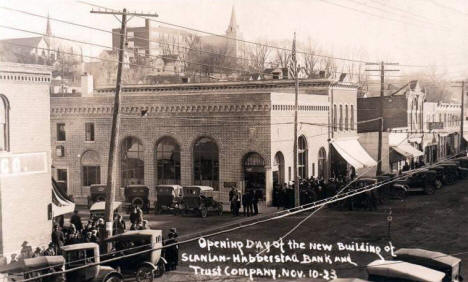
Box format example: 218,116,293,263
155,136,181,184
273,151,285,188
193,137,219,189
318,147,327,179
121,136,144,187
243,152,265,194
298,136,308,179
81,150,101,187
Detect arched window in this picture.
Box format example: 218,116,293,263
155,137,181,184
121,137,144,186
193,137,219,189
298,136,308,179
339,105,343,131
243,152,265,193
345,105,349,131
0,95,10,151
318,147,327,179
333,105,337,131
81,150,101,186
351,105,355,130
273,152,285,186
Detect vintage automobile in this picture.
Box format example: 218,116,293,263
331,279,371,282
441,160,468,179
101,230,166,281
61,243,123,282
437,163,459,184
124,185,150,213
88,184,107,209
178,186,223,217
367,259,445,282
0,255,65,281
90,201,122,220
392,168,440,195
154,185,183,214
395,248,463,282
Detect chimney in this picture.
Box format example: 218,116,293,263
81,73,94,97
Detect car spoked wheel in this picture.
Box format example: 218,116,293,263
217,204,223,216
104,275,123,282
200,206,208,218
434,180,442,189
153,260,165,278
136,265,155,282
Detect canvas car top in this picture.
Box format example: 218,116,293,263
395,248,461,267
62,242,99,252
367,260,445,282
90,201,122,211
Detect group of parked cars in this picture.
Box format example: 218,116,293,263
343,156,468,211
333,248,462,282
87,184,223,218
0,230,167,282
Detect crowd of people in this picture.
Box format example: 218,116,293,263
229,188,263,217
273,176,351,209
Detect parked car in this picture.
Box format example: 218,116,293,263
88,184,107,209
154,185,183,214
179,186,223,217
395,248,463,282
427,167,446,188
61,243,123,282
0,255,65,281
367,259,445,282
101,230,166,281
435,163,459,185
124,185,150,213
90,201,122,220
393,169,440,195
441,160,468,179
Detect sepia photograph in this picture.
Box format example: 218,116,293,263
0,0,467,281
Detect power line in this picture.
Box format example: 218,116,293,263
20,153,465,281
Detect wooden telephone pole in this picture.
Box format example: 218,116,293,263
292,33,300,207
90,8,158,239
365,62,399,176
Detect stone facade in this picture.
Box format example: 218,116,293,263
0,63,52,259
50,80,357,206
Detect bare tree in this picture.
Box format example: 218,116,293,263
246,40,271,74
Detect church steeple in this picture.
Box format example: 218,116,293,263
226,6,238,34
45,13,52,45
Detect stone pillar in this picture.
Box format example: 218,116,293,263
265,166,273,206
180,148,192,187
144,146,155,203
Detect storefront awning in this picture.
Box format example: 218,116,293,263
391,143,424,158
52,179,75,217
331,138,377,169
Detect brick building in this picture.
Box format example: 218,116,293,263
51,78,375,206
0,63,53,259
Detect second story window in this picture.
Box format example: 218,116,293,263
333,105,337,131
85,123,95,142
0,95,10,152
339,105,343,131
345,105,349,131
57,123,66,141
351,105,355,130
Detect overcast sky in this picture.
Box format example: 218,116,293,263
1,0,468,79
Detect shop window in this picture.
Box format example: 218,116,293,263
155,136,181,184
121,137,144,186
85,123,95,141
193,137,219,189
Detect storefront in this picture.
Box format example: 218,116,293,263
330,137,377,178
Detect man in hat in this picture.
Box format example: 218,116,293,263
51,225,65,254
70,210,83,232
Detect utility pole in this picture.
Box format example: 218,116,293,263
292,32,300,207
90,8,158,239
365,62,399,176
451,80,466,153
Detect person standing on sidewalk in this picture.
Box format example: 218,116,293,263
253,189,263,215
242,191,251,217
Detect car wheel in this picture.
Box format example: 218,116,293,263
200,206,208,218
154,260,165,278
104,275,123,282
217,204,223,216
136,265,155,282
434,179,442,189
